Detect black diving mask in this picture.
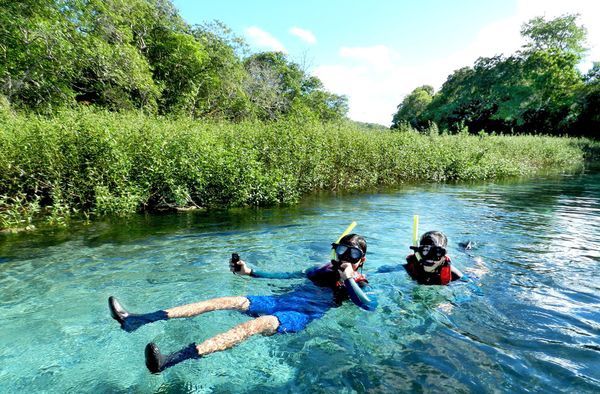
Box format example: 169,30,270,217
332,243,364,261
410,245,447,261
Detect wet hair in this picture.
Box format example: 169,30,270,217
419,231,447,248
339,233,367,254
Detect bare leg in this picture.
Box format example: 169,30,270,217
196,315,279,356
145,315,280,373
109,296,251,332
165,296,249,318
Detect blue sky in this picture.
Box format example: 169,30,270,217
173,0,599,125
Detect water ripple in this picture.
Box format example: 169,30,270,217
1,172,599,392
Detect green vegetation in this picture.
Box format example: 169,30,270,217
392,14,599,136
0,108,593,230
0,1,347,122
1,2,597,231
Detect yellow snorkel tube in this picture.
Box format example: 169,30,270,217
412,215,419,246
331,221,357,260
412,215,422,260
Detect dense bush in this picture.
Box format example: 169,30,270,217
0,108,592,229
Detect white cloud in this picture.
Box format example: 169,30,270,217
289,27,316,44
315,0,600,126
315,55,431,126
245,26,287,53
339,45,397,70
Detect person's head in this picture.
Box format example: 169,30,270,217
332,233,367,270
411,231,448,272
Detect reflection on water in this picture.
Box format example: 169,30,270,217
1,172,599,392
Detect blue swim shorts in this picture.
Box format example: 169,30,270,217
246,293,330,333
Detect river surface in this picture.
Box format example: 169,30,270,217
1,172,599,393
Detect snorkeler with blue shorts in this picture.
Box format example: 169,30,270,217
108,233,377,373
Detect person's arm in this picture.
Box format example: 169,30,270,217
250,269,305,279
450,265,463,281
450,264,484,295
402,255,419,281
339,263,377,311
345,279,378,311
229,258,305,279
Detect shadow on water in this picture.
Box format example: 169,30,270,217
0,206,312,263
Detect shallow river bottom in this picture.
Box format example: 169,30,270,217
1,172,599,393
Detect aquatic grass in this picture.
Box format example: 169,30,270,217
0,108,593,229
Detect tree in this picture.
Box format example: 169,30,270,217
0,1,349,123
424,67,482,132
242,52,346,121
147,30,207,114
190,21,253,121
0,0,78,109
243,52,293,120
391,85,433,130
521,14,587,57
573,63,600,135
400,14,589,135
297,75,348,121
75,0,186,111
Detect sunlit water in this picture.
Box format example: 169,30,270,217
1,172,599,393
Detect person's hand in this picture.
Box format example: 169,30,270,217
229,258,252,275
338,262,355,281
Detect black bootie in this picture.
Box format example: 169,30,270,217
108,296,168,332
145,342,200,373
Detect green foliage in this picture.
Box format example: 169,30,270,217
573,63,600,134
0,109,591,229
0,0,78,109
391,85,434,129
1,1,344,122
149,30,208,114
243,52,348,122
521,14,587,56
398,14,594,137
0,193,40,230
190,22,253,121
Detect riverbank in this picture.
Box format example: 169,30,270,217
0,108,596,230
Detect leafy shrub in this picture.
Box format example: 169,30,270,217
0,108,592,229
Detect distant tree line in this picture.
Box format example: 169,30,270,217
0,0,348,121
392,14,599,136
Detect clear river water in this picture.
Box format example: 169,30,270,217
1,171,599,393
